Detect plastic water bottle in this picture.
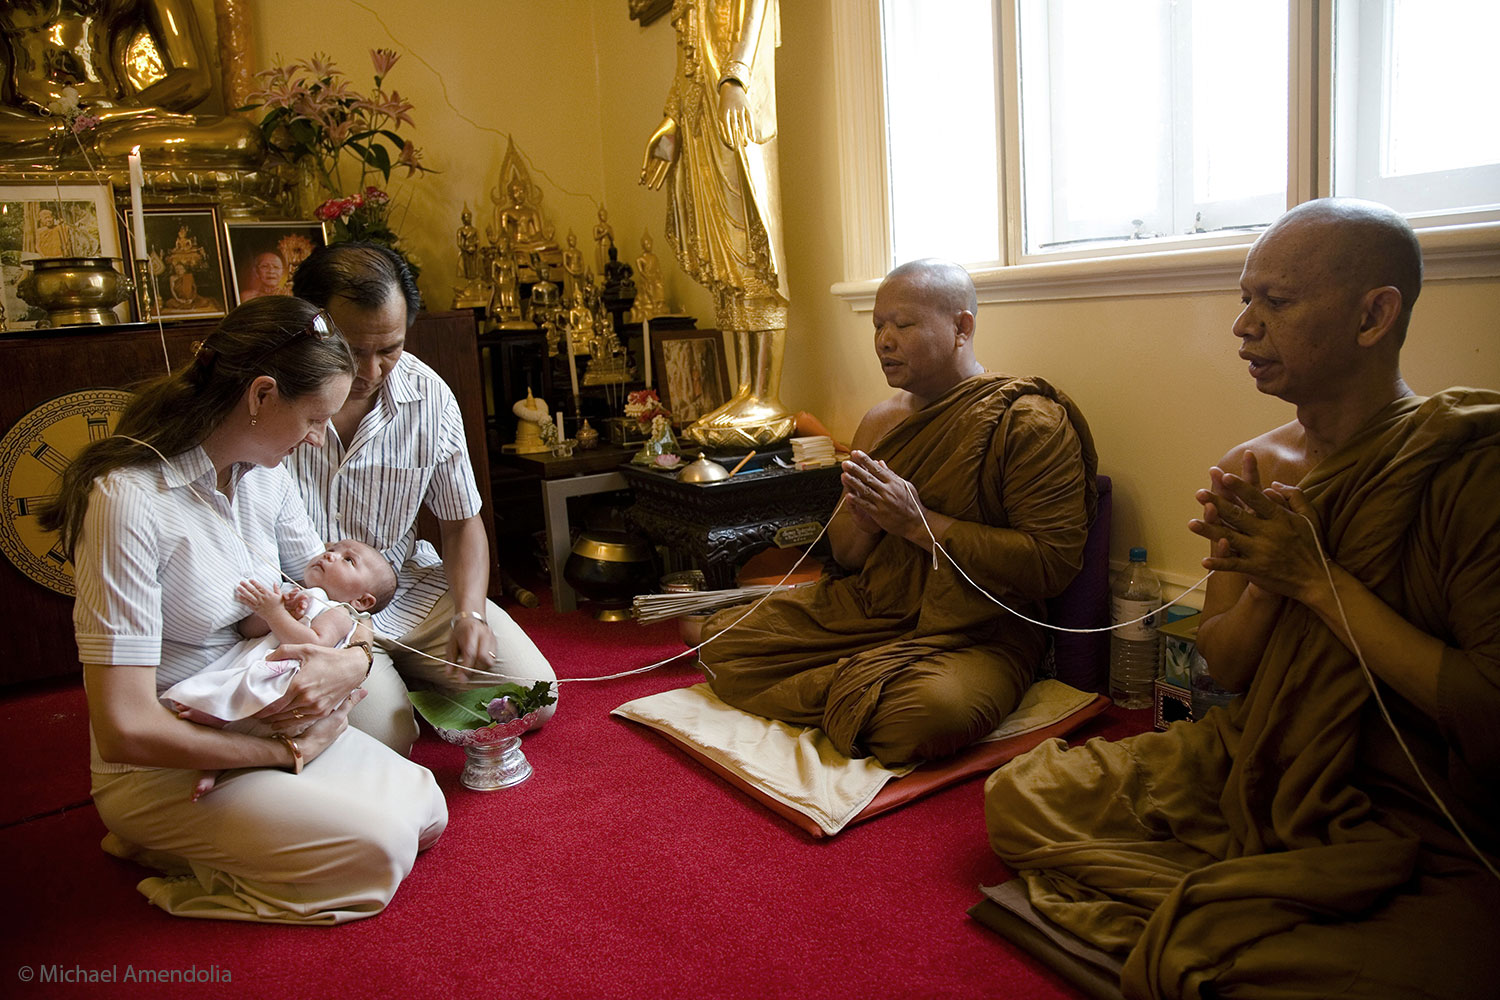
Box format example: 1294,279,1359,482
1109,547,1162,710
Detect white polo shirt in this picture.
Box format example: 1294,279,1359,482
283,352,482,639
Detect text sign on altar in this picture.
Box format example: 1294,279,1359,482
773,522,822,548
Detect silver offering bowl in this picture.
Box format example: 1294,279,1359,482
435,713,537,791
17,257,131,327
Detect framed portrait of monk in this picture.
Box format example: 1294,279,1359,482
0,180,125,331
124,205,229,322
652,328,732,426
224,220,330,307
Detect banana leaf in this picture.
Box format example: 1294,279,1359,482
407,681,555,731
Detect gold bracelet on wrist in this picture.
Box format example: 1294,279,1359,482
349,639,374,678
273,733,304,774
449,611,486,631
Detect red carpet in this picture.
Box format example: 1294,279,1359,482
0,593,1147,999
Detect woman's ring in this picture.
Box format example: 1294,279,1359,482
293,709,304,719
486,650,498,662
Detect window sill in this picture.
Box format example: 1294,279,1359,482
830,221,1500,310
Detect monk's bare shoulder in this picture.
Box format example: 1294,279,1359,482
1217,419,1316,486
851,392,921,451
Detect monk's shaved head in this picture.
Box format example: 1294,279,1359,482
1263,198,1422,340
883,258,978,319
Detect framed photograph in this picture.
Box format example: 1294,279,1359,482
125,205,229,321
223,220,330,306
652,329,732,426
0,180,126,330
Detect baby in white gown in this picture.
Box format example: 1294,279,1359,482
161,538,396,797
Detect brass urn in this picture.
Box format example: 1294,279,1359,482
17,257,131,328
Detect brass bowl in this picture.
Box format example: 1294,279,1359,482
676,454,730,483
563,530,657,621
17,257,131,327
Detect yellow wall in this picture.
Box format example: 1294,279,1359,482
244,0,715,322
230,0,1500,593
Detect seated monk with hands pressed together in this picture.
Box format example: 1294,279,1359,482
699,258,1096,766
985,199,1500,998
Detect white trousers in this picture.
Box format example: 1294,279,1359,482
92,727,447,924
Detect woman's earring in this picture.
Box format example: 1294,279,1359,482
251,415,258,427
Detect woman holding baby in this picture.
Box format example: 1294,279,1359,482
41,296,447,923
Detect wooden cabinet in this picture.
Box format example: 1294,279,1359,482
0,310,492,687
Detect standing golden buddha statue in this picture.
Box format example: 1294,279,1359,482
0,0,261,171
640,0,793,448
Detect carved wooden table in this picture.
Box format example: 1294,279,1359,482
621,461,842,589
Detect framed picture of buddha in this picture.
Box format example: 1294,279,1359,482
652,328,732,426
223,220,330,306
0,180,125,331
124,205,229,322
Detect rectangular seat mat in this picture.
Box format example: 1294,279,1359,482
612,679,1107,836
968,880,1125,1000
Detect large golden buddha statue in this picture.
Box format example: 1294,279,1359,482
0,0,261,171
640,0,793,448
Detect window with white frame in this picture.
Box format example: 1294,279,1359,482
1332,0,1500,222
865,0,1500,280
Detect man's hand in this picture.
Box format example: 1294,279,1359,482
446,615,499,686
841,450,928,542
1190,465,1327,604
256,644,366,729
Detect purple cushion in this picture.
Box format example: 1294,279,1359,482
1046,475,1111,692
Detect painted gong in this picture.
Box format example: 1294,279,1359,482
0,389,134,595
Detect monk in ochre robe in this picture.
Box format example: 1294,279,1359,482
700,259,1096,766
985,200,1500,999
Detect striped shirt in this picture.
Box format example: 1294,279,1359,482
72,449,324,770
283,352,482,639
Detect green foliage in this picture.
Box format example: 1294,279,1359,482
408,681,556,732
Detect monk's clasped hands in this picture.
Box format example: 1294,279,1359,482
841,450,925,539
1189,460,1326,603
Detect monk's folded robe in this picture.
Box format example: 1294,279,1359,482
700,373,1097,766
986,389,1500,1000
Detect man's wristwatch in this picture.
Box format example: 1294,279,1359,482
349,639,374,678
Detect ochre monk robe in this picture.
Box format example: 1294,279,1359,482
700,373,1097,765
986,390,1500,998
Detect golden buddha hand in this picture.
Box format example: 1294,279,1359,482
639,116,679,191
717,81,755,148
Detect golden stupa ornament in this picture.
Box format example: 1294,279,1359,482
640,0,794,450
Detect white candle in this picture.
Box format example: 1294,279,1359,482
127,147,148,261
642,317,652,387
566,338,582,403
555,410,565,441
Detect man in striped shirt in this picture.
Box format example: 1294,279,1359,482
289,242,557,752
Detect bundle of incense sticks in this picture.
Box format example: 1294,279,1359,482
631,583,804,623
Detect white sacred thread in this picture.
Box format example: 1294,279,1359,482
904,478,1497,882
106,434,787,685
897,481,1210,631
1294,508,1500,883
114,427,1497,879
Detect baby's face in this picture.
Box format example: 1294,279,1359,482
304,540,387,604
